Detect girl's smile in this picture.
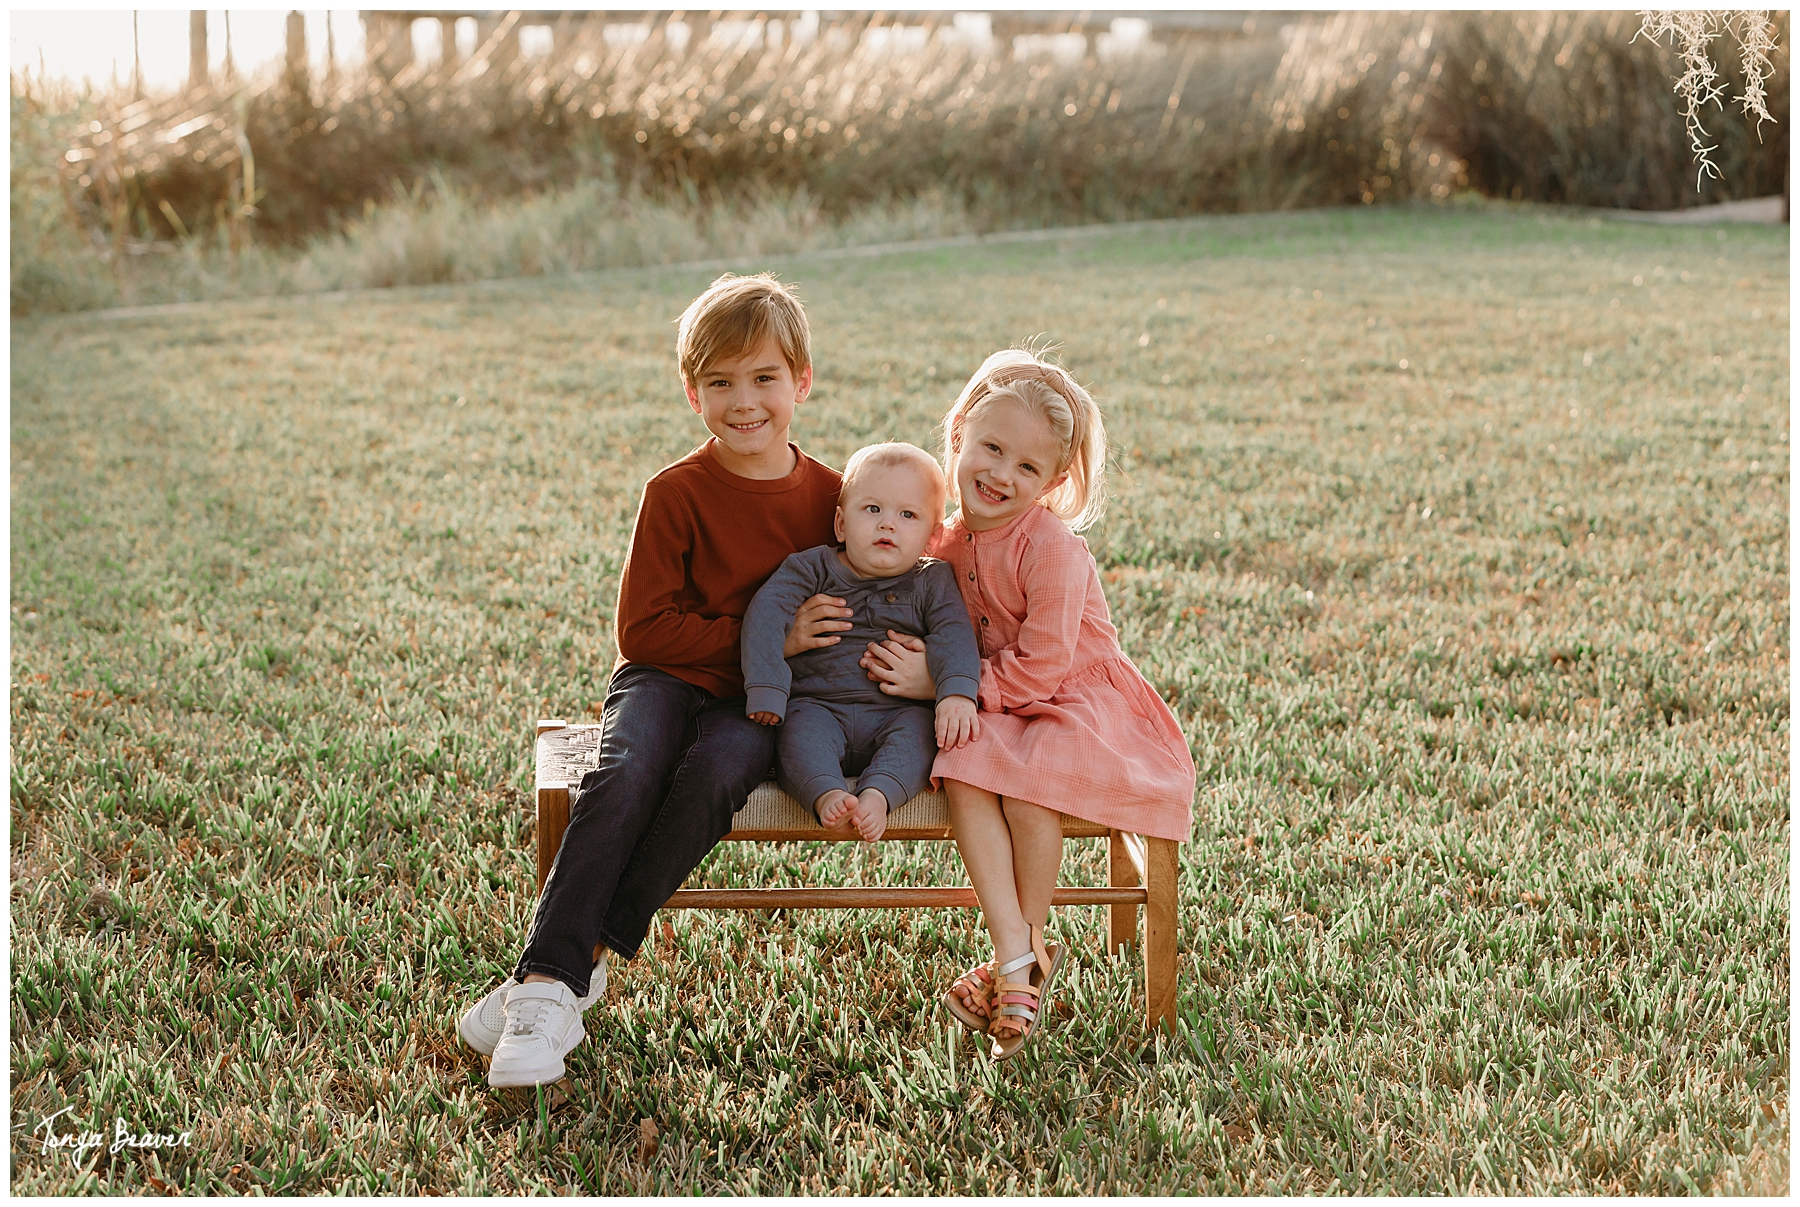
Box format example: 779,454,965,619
955,398,1067,531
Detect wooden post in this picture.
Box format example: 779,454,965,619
133,12,144,100
536,787,569,893
188,11,209,91
476,13,520,74
1144,837,1179,1032
367,12,412,80
1108,829,1139,956
829,10,873,53
677,10,714,57
988,12,1031,56
284,10,308,94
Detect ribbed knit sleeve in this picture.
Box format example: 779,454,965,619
740,551,824,720
919,560,981,704
613,474,742,673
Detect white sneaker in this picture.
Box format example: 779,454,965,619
457,956,607,1057
487,981,587,1088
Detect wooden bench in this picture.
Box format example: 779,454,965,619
534,719,1180,1031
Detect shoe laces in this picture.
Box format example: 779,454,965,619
504,994,565,1039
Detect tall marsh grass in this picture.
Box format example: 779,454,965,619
12,10,1788,313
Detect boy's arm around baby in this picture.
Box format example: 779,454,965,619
741,551,823,722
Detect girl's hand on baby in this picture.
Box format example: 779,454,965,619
785,593,852,657
935,696,980,749
862,631,934,699
748,711,781,726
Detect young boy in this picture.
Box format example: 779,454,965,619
742,443,981,842
459,272,854,1088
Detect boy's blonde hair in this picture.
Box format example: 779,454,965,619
675,272,811,385
941,348,1109,532
840,442,948,517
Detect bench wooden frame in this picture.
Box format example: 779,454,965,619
534,719,1179,1031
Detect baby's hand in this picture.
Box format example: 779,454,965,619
748,710,782,726
935,695,980,750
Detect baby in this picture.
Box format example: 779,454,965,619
742,442,981,841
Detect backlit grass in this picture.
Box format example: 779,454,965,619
10,203,1788,1193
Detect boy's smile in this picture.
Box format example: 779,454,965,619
834,461,940,578
686,337,811,479
955,398,1067,531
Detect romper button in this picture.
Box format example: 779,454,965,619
980,616,990,626
967,572,975,581
885,592,898,603
964,533,972,542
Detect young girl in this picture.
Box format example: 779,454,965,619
866,348,1196,1059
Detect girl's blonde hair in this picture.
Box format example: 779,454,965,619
941,348,1109,532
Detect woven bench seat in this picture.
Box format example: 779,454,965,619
532,719,1179,1030
737,780,953,838
536,722,1111,841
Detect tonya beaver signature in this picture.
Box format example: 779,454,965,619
29,1105,195,1169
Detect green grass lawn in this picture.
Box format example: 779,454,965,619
10,203,1788,1194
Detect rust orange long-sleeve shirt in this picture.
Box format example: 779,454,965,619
613,439,841,698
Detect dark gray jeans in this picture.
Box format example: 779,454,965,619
513,663,774,996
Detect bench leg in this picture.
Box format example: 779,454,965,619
1144,837,1179,1033
1108,830,1138,957
536,786,570,896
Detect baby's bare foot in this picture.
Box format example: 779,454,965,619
852,788,889,842
814,789,859,835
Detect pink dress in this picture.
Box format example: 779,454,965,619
929,504,1196,842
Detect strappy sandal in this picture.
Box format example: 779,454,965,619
943,960,998,1033
987,924,1067,1062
